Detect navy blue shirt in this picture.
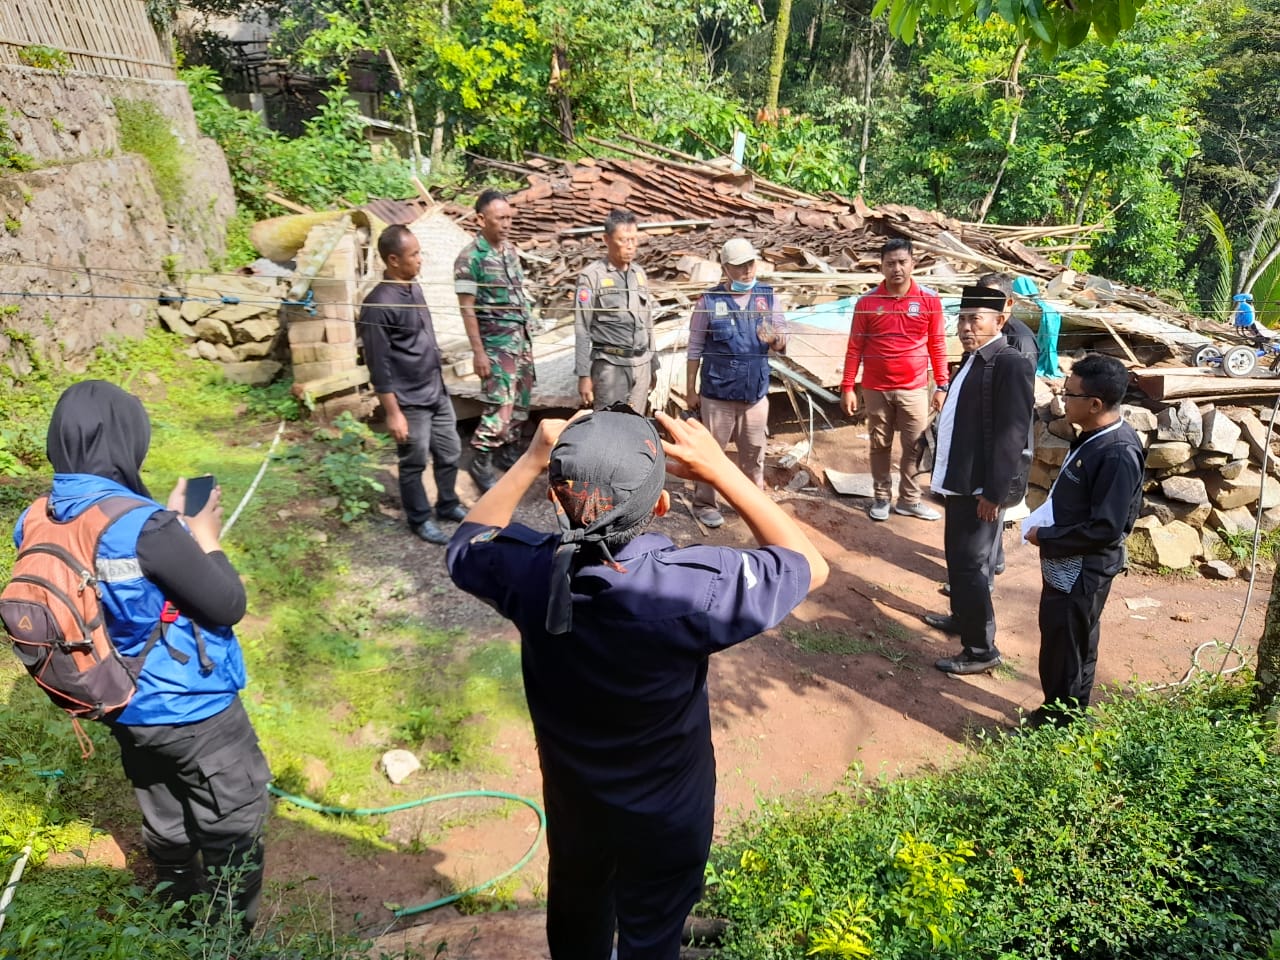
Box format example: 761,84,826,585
358,278,445,407
1038,420,1144,570
447,521,810,813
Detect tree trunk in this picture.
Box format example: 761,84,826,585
765,0,794,114
1256,562,1280,716
1064,170,1096,269
976,40,1028,223
1238,169,1280,290
383,45,422,173
430,0,450,170
1245,232,1280,292
550,46,574,144
857,31,894,195
857,28,873,194
363,0,422,173
805,0,826,80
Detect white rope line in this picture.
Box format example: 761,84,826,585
220,418,287,539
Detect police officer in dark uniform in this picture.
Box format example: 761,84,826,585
447,408,828,960
574,208,655,412
1024,354,1144,726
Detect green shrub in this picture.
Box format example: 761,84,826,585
113,98,189,219
17,45,70,73
0,106,37,172
181,66,415,219
702,681,1280,959
315,411,385,522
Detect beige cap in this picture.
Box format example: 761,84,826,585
721,237,759,266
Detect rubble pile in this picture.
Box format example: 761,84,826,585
497,151,1208,344
157,275,288,386
1030,365,1279,575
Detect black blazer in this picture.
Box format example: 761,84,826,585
936,337,1035,505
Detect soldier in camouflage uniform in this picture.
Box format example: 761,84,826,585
574,208,655,413
455,189,536,491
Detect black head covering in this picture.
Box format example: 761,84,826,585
959,285,1008,313
544,408,667,634
46,380,153,498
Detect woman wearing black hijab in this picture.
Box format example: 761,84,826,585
15,380,270,928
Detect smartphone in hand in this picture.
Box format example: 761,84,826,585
184,474,216,516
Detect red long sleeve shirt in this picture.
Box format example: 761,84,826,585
841,281,949,392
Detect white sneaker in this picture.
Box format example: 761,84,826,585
894,501,941,521
868,500,891,521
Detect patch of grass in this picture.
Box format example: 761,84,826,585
1219,526,1280,564
112,98,189,220
785,625,881,656
455,875,522,915
785,620,913,664
216,207,259,271
0,106,38,172
0,859,424,959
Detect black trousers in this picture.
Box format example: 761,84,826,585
111,697,271,928
541,764,714,960
398,397,462,527
943,495,1002,658
1038,555,1115,710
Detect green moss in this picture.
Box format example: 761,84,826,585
112,98,189,220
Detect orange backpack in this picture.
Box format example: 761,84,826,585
1,496,147,727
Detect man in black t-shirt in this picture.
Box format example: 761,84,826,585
358,225,464,544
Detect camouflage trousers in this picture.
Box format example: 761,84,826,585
472,326,535,452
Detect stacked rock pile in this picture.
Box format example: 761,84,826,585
157,275,288,386
1028,375,1279,577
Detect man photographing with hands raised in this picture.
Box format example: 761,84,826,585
447,407,827,960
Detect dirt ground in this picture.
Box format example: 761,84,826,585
107,409,1271,958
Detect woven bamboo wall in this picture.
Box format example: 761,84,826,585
0,0,173,80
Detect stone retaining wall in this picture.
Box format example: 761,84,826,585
0,64,235,375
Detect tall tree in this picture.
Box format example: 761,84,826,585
765,0,795,113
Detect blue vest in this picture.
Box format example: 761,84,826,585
18,475,246,726
699,284,774,403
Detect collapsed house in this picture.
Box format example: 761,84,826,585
170,142,1280,573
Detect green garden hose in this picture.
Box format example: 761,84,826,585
266,784,546,918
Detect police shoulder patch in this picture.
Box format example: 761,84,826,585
470,528,499,544
577,287,591,303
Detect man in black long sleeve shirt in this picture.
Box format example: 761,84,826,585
359,225,464,544
1024,354,1144,725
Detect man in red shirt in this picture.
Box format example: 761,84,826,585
841,238,949,521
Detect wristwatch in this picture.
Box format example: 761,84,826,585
935,383,949,392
